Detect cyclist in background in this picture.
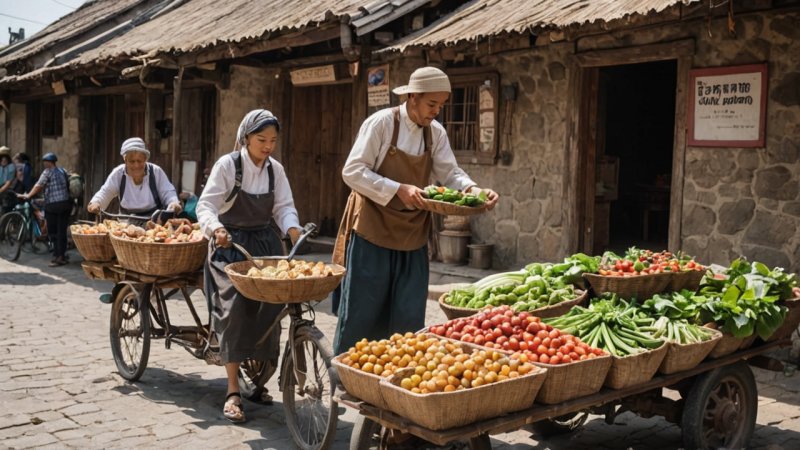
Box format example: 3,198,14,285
0,147,17,213
18,152,72,267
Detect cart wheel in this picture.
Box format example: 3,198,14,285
281,327,338,450
681,361,757,449
530,411,589,437
109,284,151,381
350,416,493,449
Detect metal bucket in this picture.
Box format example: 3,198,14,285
439,230,470,264
468,243,493,269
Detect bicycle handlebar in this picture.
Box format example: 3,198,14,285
98,209,176,225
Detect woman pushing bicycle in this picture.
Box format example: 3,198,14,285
196,109,303,423
86,138,182,218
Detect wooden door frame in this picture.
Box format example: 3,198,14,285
562,39,695,256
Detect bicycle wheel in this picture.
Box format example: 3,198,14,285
281,326,338,450
30,220,50,254
0,212,24,261
109,284,151,381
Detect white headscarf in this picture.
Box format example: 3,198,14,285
120,137,150,159
234,109,280,152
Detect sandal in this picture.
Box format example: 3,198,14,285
223,392,246,423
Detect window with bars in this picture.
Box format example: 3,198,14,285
41,100,63,137
440,70,499,164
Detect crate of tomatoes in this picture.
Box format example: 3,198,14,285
583,248,705,300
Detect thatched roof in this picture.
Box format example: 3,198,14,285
0,0,370,85
383,0,702,52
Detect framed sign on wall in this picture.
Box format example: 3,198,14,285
687,63,767,147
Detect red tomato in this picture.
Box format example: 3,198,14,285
542,337,551,347
539,354,550,364
527,352,539,362
481,320,492,330
462,334,474,343
519,341,529,351
550,355,561,365
536,345,548,355
518,312,530,321
500,323,513,335
526,322,540,334
562,355,572,363
474,335,485,345
551,337,562,348
508,337,520,351
536,330,549,340
522,332,535,342
548,329,560,339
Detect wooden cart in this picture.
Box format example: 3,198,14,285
335,338,793,449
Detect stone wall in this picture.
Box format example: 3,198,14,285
41,95,80,172
677,11,800,272
216,65,284,161
387,9,800,271
9,103,25,157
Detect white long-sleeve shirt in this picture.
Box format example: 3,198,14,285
342,102,475,206
90,163,179,212
196,149,300,238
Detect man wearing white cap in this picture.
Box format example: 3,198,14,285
333,66,499,354
87,137,182,216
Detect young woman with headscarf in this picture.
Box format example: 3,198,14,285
196,109,302,423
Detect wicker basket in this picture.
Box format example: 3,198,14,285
419,198,488,216
72,233,115,262
224,260,345,304
658,328,722,375
604,342,668,389
533,353,612,404
109,234,207,276
379,365,546,431
438,293,481,320
583,272,672,301
332,354,390,410
668,270,706,293
766,297,800,342
437,290,588,321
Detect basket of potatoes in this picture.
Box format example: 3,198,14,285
108,218,207,276
224,258,345,303
70,221,116,262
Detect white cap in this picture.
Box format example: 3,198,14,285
120,137,150,159
392,66,451,95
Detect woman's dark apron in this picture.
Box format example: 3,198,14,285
332,107,433,354
204,163,283,368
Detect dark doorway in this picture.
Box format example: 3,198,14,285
593,60,677,253
288,83,353,237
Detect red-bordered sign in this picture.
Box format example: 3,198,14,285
687,63,767,147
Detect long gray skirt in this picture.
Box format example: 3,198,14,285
204,227,283,365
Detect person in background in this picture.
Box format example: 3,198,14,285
332,67,499,354
17,153,72,266
197,109,303,423
178,191,198,221
0,146,17,213
13,152,34,194
87,138,182,217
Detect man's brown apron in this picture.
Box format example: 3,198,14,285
333,107,433,264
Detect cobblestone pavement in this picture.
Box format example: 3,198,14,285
2,250,800,449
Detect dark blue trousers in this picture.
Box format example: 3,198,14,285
333,233,429,355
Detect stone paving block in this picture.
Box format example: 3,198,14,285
53,427,89,440
0,414,33,429
59,402,101,417
152,424,191,440
42,417,80,434
2,431,58,449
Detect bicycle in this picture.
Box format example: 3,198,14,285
94,218,339,450
0,197,50,261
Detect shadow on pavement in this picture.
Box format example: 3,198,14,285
109,366,357,446
0,270,65,285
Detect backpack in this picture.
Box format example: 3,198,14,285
58,168,83,201
119,163,163,210
68,172,84,200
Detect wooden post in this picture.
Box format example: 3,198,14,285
171,66,184,190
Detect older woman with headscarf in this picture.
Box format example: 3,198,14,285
197,109,302,423
87,138,182,216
